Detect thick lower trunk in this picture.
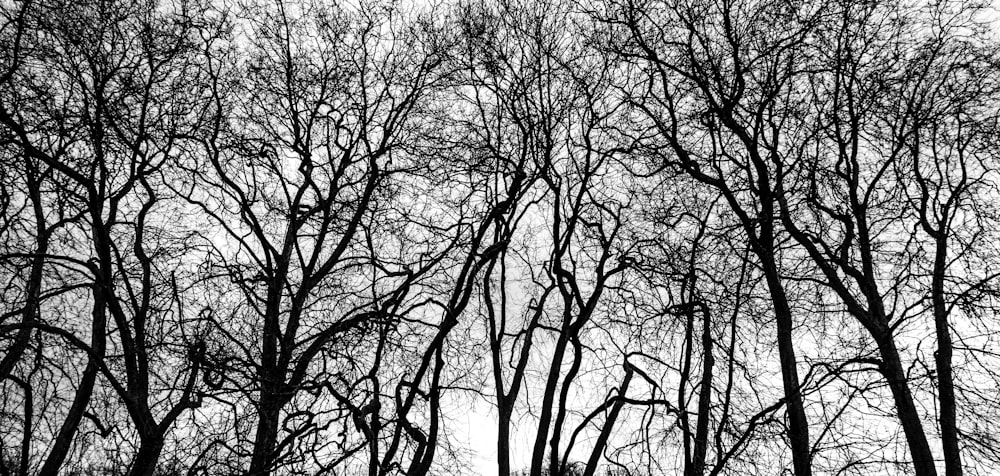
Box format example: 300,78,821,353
368,404,381,476
932,240,961,476
126,435,164,476
936,318,960,476
38,362,99,474
774,305,811,476
6,376,32,476
690,303,714,476
251,295,284,476
497,406,512,476
248,396,283,475
549,339,583,476
876,334,937,476
583,367,632,476
38,291,106,475
760,261,811,476
529,326,569,476
0,240,47,382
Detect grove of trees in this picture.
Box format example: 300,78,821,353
2,0,1000,474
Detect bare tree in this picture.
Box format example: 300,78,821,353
1,1,220,474
4,0,1000,475
604,0,823,472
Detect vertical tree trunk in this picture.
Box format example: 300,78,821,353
38,292,106,475
529,322,571,476
249,392,283,475
0,233,46,382
497,405,512,476
759,253,812,476
126,434,164,476
250,280,285,476
931,238,961,476
0,162,48,381
875,331,938,476
6,376,32,476
690,303,714,476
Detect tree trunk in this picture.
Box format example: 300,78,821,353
583,367,633,476
38,290,106,475
249,393,283,475
497,405,512,476
127,434,165,476
875,331,938,476
690,303,714,476
529,321,570,476
0,238,45,382
759,254,812,476
931,238,961,476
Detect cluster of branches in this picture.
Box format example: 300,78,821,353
2,0,1000,475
